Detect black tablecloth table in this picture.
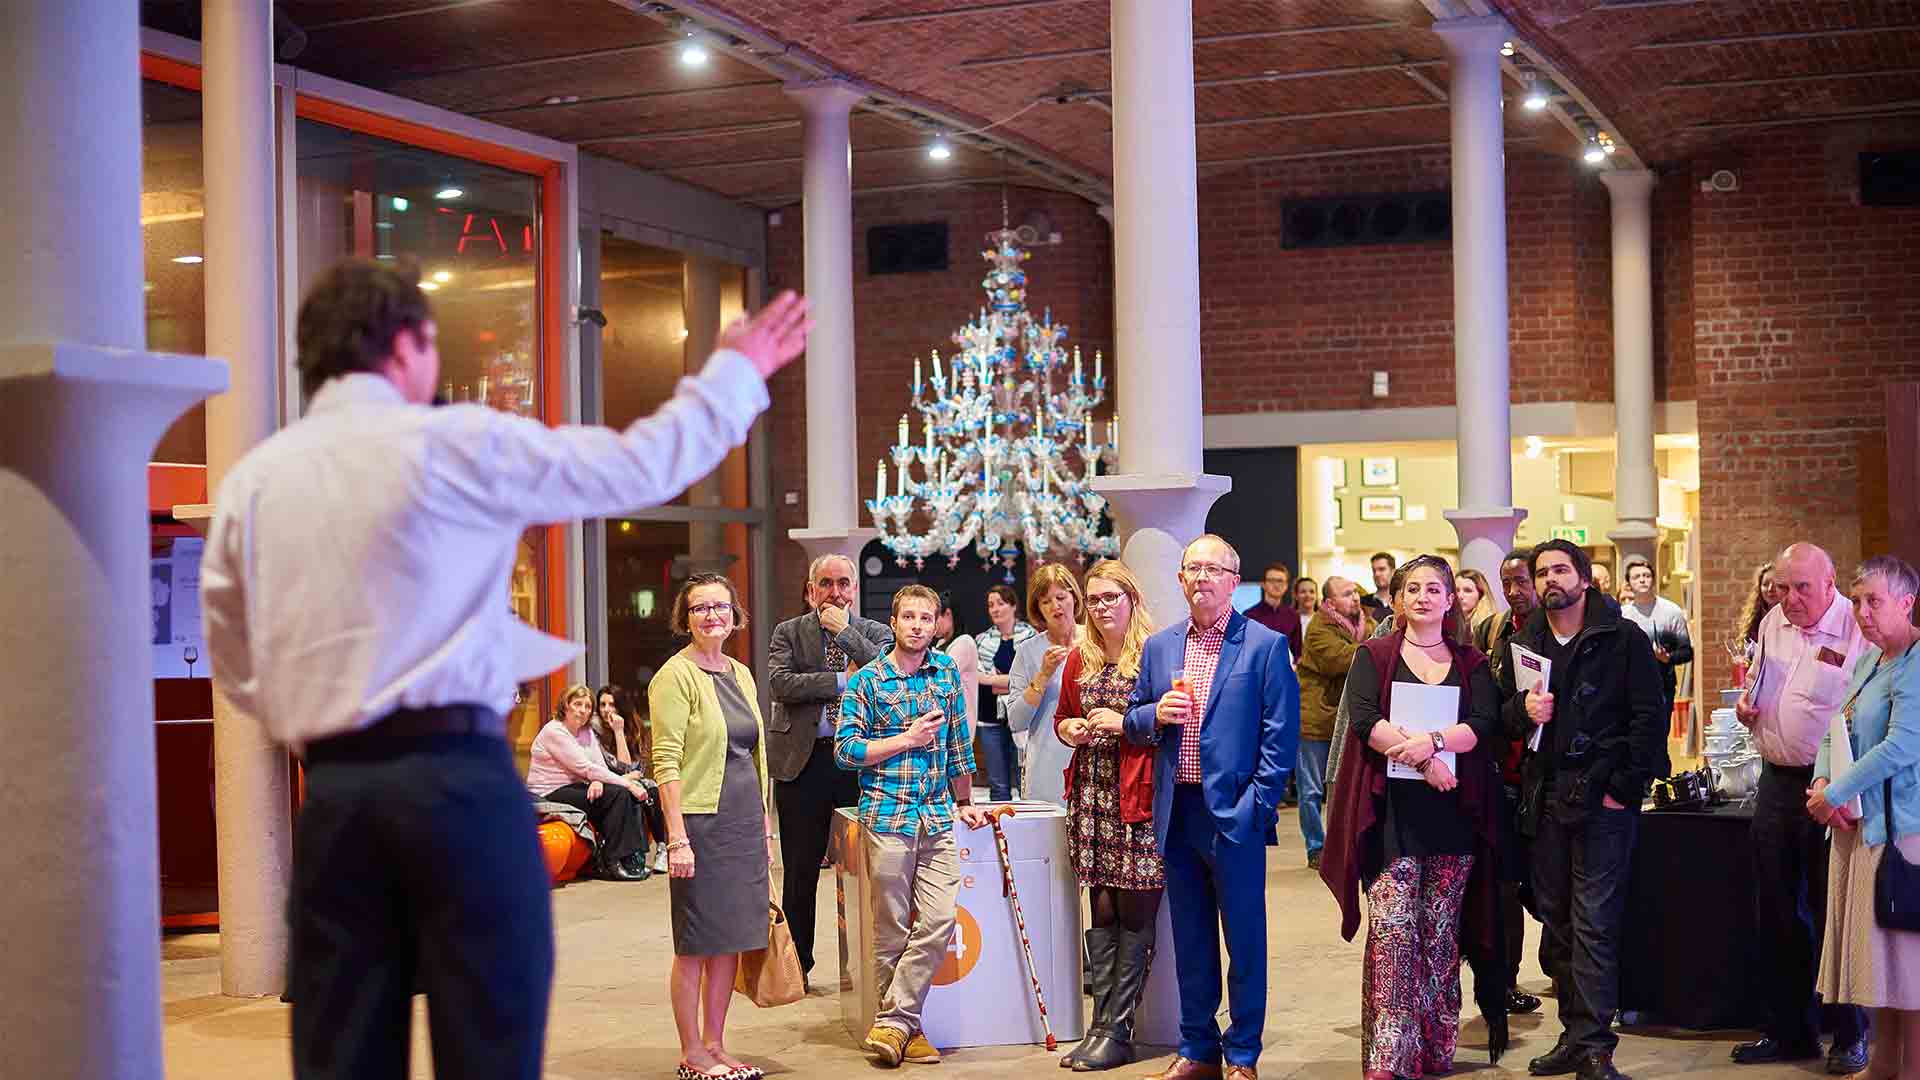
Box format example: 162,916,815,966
1619,801,1766,1031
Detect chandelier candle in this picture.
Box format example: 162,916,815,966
868,226,1120,569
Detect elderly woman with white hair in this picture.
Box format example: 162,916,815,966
1811,555,1920,1080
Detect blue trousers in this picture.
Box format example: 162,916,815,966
1296,737,1330,858
1164,785,1269,1067
977,722,1018,800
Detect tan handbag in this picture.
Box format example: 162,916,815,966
734,890,805,1008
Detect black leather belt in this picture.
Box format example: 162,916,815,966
306,704,504,762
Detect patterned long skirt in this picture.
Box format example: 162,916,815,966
1361,854,1474,1078
1066,734,1165,890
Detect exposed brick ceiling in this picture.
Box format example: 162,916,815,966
140,0,1920,207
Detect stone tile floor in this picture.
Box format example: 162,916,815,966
163,812,1814,1079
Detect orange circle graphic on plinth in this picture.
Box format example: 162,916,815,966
932,904,983,986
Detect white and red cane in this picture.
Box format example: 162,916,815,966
984,805,1057,1051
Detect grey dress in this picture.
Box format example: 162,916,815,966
669,668,771,956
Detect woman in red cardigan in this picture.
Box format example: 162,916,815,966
1052,558,1159,1072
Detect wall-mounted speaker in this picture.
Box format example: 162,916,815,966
867,222,950,275
1861,151,1920,207
1279,191,1450,250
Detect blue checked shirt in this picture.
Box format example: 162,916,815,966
835,650,975,837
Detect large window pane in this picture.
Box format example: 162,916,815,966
605,519,755,691
143,79,207,464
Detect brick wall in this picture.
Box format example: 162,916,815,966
1691,128,1920,689
1196,147,1625,413
763,184,1114,613
1654,172,1696,402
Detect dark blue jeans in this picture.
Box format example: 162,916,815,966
291,730,554,1080
977,722,1018,801
1532,791,1636,1054
1296,738,1331,858
1164,785,1269,1068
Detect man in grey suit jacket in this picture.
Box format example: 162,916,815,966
768,553,893,983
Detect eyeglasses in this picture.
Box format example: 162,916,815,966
688,602,734,616
1085,591,1129,610
1181,563,1238,580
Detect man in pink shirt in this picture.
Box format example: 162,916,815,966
1731,543,1869,1072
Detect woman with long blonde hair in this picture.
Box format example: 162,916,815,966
1052,559,1160,1070
1455,568,1497,642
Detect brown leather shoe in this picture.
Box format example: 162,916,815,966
1224,1067,1258,1080
1144,1058,1223,1080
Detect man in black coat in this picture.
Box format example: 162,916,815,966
1499,540,1669,1080
766,553,893,986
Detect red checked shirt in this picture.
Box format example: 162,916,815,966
1176,608,1231,784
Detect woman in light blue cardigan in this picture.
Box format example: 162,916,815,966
1811,555,1920,1078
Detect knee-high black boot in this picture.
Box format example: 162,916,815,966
1074,926,1152,1071
1061,928,1118,1068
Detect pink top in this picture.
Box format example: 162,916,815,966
1177,609,1231,784
1745,591,1866,766
526,719,625,796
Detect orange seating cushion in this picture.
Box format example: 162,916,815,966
537,820,592,884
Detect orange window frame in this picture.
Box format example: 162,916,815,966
141,53,575,704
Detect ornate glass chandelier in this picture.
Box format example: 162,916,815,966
867,222,1120,570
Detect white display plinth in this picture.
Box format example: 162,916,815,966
832,803,1084,1048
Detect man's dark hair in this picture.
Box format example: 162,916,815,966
1371,552,1396,570
1502,547,1533,567
1530,539,1593,583
296,259,432,390
1263,562,1290,579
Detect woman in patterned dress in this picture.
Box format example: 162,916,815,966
1052,559,1160,1071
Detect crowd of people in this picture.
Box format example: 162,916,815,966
205,262,1920,1080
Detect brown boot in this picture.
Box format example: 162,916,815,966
1143,1058,1222,1080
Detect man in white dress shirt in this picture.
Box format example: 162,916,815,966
201,260,808,1079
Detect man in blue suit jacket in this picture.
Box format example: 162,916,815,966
1124,534,1298,1080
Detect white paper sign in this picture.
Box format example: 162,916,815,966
1828,712,1866,819
1387,680,1461,780
1511,642,1553,752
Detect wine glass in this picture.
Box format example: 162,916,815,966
183,645,199,679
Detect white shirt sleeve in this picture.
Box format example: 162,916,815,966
426,348,769,527
201,481,260,723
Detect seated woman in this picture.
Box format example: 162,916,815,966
1321,554,1506,1080
597,682,668,872
526,684,652,881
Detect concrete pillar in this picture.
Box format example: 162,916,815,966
784,81,877,582
1601,169,1660,568
1434,16,1527,586
0,0,227,1072
1088,0,1229,629
202,0,294,998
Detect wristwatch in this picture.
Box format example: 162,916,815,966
1430,731,1447,753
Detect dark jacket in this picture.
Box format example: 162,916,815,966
1498,589,1669,820
765,610,892,782
1477,611,1528,784
1319,629,1508,1061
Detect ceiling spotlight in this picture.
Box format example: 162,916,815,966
1500,40,1516,57
434,186,463,201
1583,135,1606,165
171,254,203,264
927,134,953,161
679,31,710,67
1523,76,1551,112
1601,133,1618,155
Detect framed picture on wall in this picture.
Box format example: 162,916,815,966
1359,495,1403,523
1361,457,1398,486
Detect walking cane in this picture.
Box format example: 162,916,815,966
983,805,1057,1051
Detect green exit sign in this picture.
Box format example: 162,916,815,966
1549,526,1590,544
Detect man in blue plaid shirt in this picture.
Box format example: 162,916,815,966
837,584,990,1067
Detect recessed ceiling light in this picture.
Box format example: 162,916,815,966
435,186,463,201
927,134,953,161
680,36,710,66
171,255,203,264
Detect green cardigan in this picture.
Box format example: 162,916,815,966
647,649,771,815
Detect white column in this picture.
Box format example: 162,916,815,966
1089,0,1228,628
202,0,294,999
0,1,227,1073
784,81,877,587
1601,169,1660,567
1434,16,1526,586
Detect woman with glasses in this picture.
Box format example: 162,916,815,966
651,573,775,1080
526,684,652,881
1010,563,1086,807
1053,559,1160,1070
1811,556,1920,1080
1322,554,1507,1080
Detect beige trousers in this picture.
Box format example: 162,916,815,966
866,829,961,1034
